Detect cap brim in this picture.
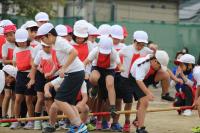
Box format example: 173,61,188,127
111,35,124,40
16,39,28,42
74,31,88,38
135,39,148,44
174,59,182,65
0,70,5,94
99,48,111,54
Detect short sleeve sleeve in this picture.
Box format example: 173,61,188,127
87,47,98,61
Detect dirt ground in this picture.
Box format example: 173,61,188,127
0,87,199,133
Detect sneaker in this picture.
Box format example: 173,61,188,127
96,121,102,130
87,123,96,131
102,120,110,130
10,122,21,129
42,121,49,129
67,123,88,133
182,109,192,116
0,122,10,127
24,121,34,130
161,93,175,101
136,127,148,133
123,122,130,132
90,116,97,125
111,123,122,132
42,123,56,133
34,120,42,130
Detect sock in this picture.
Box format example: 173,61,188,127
43,111,48,116
34,112,41,117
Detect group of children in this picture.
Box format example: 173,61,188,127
0,11,200,133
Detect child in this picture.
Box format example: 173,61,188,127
174,54,196,116
35,12,49,27
0,27,6,69
0,65,17,127
55,24,68,40
36,23,87,133
110,24,125,132
44,78,89,124
129,50,169,133
10,29,35,130
28,41,57,130
2,24,16,65
84,35,123,130
118,30,153,132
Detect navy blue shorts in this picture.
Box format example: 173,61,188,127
15,71,36,96
92,66,115,100
55,70,85,105
34,70,46,92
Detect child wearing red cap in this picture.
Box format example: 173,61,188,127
2,25,16,65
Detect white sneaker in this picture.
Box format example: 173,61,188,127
10,122,21,129
24,121,34,130
182,109,192,116
42,121,49,129
34,120,42,130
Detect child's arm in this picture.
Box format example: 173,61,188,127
2,57,13,65
167,69,183,84
45,64,59,79
27,62,37,89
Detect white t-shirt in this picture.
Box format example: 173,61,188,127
34,50,51,65
13,46,33,72
130,55,152,81
32,41,42,59
51,77,87,94
87,40,98,52
88,47,121,69
2,41,15,58
113,43,126,51
193,66,200,87
54,36,84,73
119,45,153,78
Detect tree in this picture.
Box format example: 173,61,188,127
0,0,66,19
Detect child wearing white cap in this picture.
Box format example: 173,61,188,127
0,65,17,127
84,35,123,130
0,29,6,69
55,24,68,40
36,23,87,133
35,12,49,27
2,24,16,65
28,41,58,130
129,50,170,133
109,24,126,131
10,29,35,130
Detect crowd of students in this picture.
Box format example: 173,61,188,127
0,12,200,133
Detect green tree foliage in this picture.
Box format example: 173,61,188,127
0,0,65,18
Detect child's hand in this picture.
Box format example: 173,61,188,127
176,78,183,84
119,66,125,72
44,90,52,98
27,79,35,89
45,73,52,79
59,68,65,78
147,91,154,101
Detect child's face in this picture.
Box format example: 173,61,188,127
17,42,28,48
37,21,48,27
112,38,120,45
27,29,37,40
5,75,15,86
135,41,144,51
41,34,54,46
151,59,161,71
5,32,15,43
76,36,85,44
66,34,72,42
43,46,51,53
88,35,97,42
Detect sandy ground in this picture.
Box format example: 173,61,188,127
0,87,199,133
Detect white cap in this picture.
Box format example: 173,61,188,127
55,24,68,36
15,29,29,42
35,12,49,22
193,66,200,87
74,20,88,27
0,65,17,93
133,31,148,43
155,50,169,71
0,70,5,93
41,41,50,47
175,54,195,64
87,23,98,35
20,24,27,29
97,24,111,37
110,25,124,40
99,36,113,54
73,23,88,38
25,20,38,28
37,23,54,36
2,65,17,78
0,20,14,27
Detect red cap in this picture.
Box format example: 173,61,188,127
4,25,16,34
65,25,73,33
122,26,128,38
